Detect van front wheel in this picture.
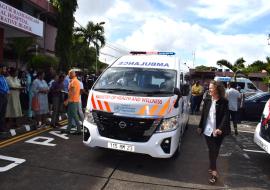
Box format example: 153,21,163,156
171,135,182,159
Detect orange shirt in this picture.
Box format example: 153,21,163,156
68,77,80,102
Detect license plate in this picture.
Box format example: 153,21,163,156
108,142,135,152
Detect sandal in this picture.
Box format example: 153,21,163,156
209,175,218,184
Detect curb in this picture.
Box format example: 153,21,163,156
0,114,68,141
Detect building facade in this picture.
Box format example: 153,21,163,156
0,0,57,66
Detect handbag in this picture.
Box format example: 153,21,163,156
32,95,40,111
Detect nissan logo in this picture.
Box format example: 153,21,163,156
119,121,127,129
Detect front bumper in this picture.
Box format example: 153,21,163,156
254,124,270,154
83,120,181,158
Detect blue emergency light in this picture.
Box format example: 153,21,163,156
130,51,176,55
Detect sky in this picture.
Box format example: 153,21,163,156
74,0,270,68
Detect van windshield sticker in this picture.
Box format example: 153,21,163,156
117,61,169,67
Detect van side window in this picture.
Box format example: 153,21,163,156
247,83,257,90
231,82,244,90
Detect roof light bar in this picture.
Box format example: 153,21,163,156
130,51,175,55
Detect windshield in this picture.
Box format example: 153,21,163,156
93,67,177,96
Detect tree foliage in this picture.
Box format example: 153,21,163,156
73,21,106,73
234,57,245,69
53,0,78,71
195,65,217,71
217,59,237,72
28,54,59,71
75,21,106,56
217,57,270,83
71,35,107,73
71,35,96,72
6,37,35,68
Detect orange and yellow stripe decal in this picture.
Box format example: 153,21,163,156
104,101,112,112
149,104,159,115
137,105,148,115
158,98,170,116
97,100,104,111
91,95,97,110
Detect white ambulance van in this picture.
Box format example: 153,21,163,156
254,99,270,154
214,76,260,93
83,51,190,158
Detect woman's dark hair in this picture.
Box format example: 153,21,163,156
209,80,225,98
37,71,44,78
9,67,17,76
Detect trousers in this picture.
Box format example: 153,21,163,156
205,135,224,170
67,102,81,132
0,93,8,131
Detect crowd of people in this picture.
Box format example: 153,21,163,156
0,64,97,133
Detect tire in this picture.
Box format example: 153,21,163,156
171,133,182,159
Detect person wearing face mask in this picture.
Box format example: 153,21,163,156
0,64,9,132
31,71,49,127
5,67,24,127
197,80,230,184
64,70,82,135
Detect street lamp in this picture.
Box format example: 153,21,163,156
95,21,105,75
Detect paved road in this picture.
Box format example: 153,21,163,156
0,115,270,190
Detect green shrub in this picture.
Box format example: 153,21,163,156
28,54,59,71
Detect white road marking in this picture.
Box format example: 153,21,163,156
0,155,26,172
24,125,31,131
238,130,254,134
10,129,16,136
243,149,267,154
60,125,67,130
49,131,69,140
243,153,250,159
220,152,232,157
25,136,56,146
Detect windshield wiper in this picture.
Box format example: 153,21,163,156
143,90,174,95
94,88,136,93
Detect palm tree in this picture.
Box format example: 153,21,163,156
217,57,246,80
7,37,35,68
75,21,106,64
265,57,270,73
75,21,105,50
217,59,236,72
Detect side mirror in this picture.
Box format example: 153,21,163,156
173,88,182,108
174,87,181,96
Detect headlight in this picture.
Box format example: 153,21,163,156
156,116,179,133
84,110,96,124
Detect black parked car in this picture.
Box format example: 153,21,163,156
243,92,270,121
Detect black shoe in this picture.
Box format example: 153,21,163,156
60,129,70,134
235,130,238,136
73,131,82,135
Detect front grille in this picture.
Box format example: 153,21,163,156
92,110,159,142
260,124,270,142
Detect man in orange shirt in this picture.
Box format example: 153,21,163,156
66,70,82,134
